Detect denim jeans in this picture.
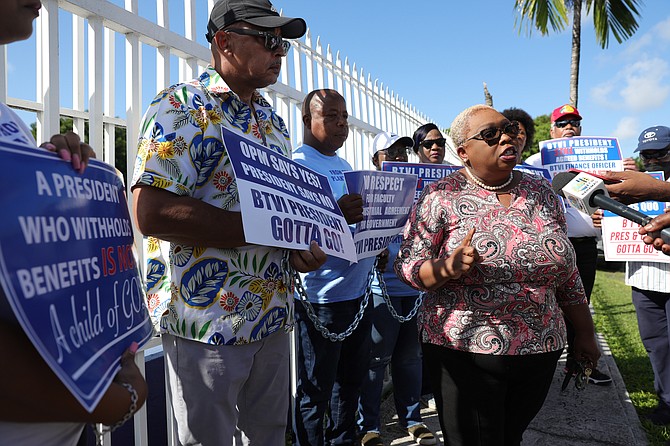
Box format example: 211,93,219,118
293,297,372,446
358,293,423,433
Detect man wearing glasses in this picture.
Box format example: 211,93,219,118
131,1,327,445
596,126,670,425
526,104,613,386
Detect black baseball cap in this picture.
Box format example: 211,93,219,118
206,0,307,42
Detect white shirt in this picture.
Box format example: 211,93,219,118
625,178,670,293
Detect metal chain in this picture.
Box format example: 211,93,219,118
288,253,375,342
375,265,423,323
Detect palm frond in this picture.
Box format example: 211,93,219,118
514,0,569,36
586,0,642,48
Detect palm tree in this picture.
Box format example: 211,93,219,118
514,0,643,107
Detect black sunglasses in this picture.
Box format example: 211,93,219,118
420,138,446,149
223,28,291,53
465,121,520,144
640,148,670,161
554,119,582,128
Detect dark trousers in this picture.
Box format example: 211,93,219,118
566,237,598,356
423,344,562,446
293,297,372,446
632,287,670,406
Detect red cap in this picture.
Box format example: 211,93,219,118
551,104,582,123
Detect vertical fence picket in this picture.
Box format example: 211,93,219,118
4,3,444,443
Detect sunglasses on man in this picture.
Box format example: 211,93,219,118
553,119,582,129
223,28,291,53
639,148,670,161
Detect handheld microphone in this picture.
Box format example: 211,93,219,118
552,171,670,245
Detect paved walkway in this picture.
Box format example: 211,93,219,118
379,333,648,445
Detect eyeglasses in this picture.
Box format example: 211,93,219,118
553,119,582,128
378,146,410,159
640,148,670,161
465,121,520,144
224,28,291,54
420,138,446,149
561,358,593,391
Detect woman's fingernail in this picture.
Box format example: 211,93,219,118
129,341,139,354
72,153,81,170
58,148,71,161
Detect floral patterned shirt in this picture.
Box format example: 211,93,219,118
131,67,293,345
394,171,586,355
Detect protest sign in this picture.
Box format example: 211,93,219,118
381,161,460,200
0,142,153,412
516,164,551,181
538,136,623,177
344,170,417,259
222,129,356,262
601,171,670,263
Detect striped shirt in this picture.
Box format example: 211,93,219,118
626,261,670,293
626,181,670,293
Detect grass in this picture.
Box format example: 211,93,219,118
591,264,670,445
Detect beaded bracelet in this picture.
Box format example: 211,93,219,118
94,382,138,446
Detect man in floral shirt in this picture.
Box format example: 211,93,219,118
130,1,325,444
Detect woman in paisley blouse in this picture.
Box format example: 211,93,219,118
394,104,600,446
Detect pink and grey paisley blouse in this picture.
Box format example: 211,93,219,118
394,170,586,355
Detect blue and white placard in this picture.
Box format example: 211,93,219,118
344,170,417,260
0,142,153,412
222,129,357,262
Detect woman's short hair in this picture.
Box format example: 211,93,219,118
501,107,535,152
450,104,494,147
412,123,441,154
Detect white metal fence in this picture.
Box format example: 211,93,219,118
0,0,443,177
0,1,447,444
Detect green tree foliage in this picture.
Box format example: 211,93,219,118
531,114,551,156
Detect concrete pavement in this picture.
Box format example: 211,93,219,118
379,333,648,445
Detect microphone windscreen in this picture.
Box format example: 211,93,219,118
551,171,579,197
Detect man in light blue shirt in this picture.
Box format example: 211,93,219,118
292,89,376,445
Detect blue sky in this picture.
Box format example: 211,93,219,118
6,0,670,158
277,0,670,159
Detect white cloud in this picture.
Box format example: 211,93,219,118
591,55,670,112
590,81,616,108
619,58,670,111
621,34,652,58
612,116,640,142
652,16,670,42
620,15,670,59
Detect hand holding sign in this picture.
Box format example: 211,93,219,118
41,131,96,174
338,193,364,224
640,211,670,256
290,240,327,273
